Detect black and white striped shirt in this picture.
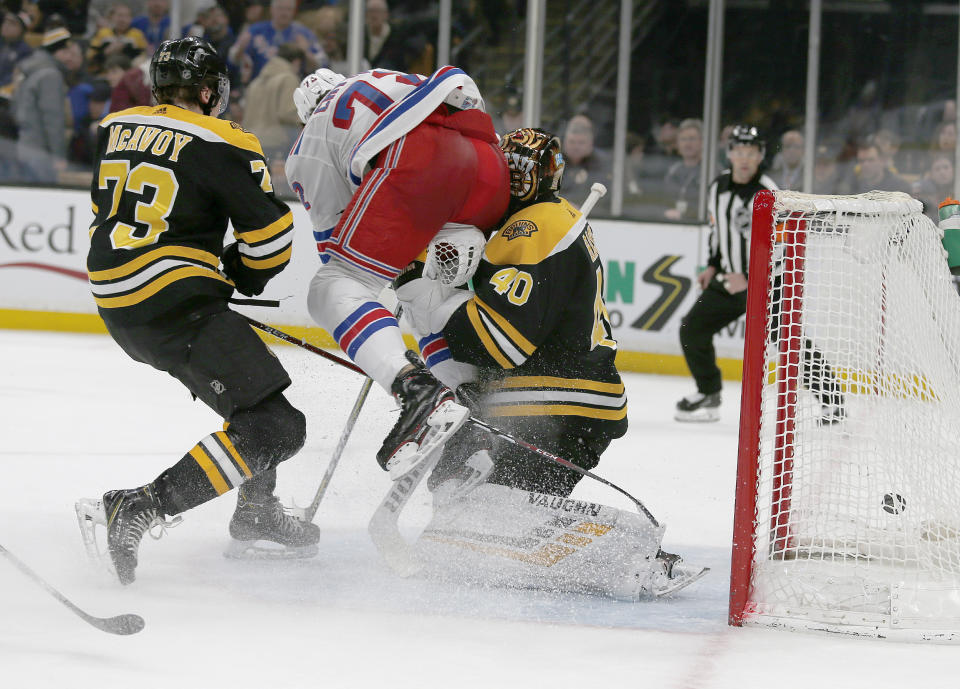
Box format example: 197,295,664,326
705,170,778,276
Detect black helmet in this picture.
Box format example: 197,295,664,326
728,124,765,156
499,128,565,205
150,37,229,116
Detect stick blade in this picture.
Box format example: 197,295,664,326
85,612,146,635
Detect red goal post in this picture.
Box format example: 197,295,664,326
729,189,960,642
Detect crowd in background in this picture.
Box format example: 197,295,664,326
1,0,957,224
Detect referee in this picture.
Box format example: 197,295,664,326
675,125,775,422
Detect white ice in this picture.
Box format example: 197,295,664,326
1,330,956,689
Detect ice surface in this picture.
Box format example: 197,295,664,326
1,330,956,688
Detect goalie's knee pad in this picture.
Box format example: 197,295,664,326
226,392,306,475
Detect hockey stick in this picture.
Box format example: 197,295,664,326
0,544,145,635
297,376,374,524
243,316,365,375
580,182,607,217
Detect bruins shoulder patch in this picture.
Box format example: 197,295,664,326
502,219,538,240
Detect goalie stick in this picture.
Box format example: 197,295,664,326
0,544,144,635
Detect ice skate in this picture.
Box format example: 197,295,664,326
674,392,721,422
643,549,710,598
225,494,320,559
76,485,178,585
377,352,469,480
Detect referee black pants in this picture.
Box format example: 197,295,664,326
678,277,747,395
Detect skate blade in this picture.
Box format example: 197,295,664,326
223,539,319,560
674,409,720,423
386,400,469,480
74,498,115,575
650,565,710,597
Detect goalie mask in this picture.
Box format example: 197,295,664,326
150,37,230,116
499,128,565,205
294,68,346,124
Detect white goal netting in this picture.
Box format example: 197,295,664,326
740,190,960,641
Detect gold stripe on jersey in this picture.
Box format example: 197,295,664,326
92,265,232,309
234,211,293,245
189,444,230,495
492,375,625,395
484,198,584,266
465,296,537,369
474,296,535,355
466,299,513,368
88,245,219,281
487,403,628,421
101,105,264,155
240,245,292,270
483,375,627,421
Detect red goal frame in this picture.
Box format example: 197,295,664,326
728,190,806,626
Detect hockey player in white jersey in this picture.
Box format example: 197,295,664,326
373,128,708,600
286,66,510,480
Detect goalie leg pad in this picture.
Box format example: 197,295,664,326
413,483,671,601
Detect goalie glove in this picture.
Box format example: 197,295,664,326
221,242,266,297
423,224,487,287
394,260,473,336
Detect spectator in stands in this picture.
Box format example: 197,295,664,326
873,128,904,175
492,84,522,137
320,20,366,77
184,5,236,80
663,117,703,221
363,0,421,72
87,2,148,75
36,0,90,38
241,41,302,161
229,0,324,82
812,143,842,195
914,152,955,223
644,116,679,181
770,128,804,191
104,52,149,110
1,10,32,89
842,137,912,195
561,113,612,212
13,25,71,182
929,120,957,167
131,0,169,52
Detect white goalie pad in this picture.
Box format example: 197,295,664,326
411,483,673,600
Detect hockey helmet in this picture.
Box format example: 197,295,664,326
294,68,346,124
499,128,565,205
150,37,230,116
728,124,765,156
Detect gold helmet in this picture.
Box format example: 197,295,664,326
499,128,565,205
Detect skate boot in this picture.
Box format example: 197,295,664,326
643,549,710,598
377,352,469,479
674,391,721,422
226,493,320,559
101,485,172,585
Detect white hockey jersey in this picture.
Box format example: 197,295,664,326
284,66,485,259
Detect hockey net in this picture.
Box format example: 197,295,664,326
729,190,960,642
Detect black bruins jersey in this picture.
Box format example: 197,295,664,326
444,197,627,441
87,104,294,325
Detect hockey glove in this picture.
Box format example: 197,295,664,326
221,242,267,297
